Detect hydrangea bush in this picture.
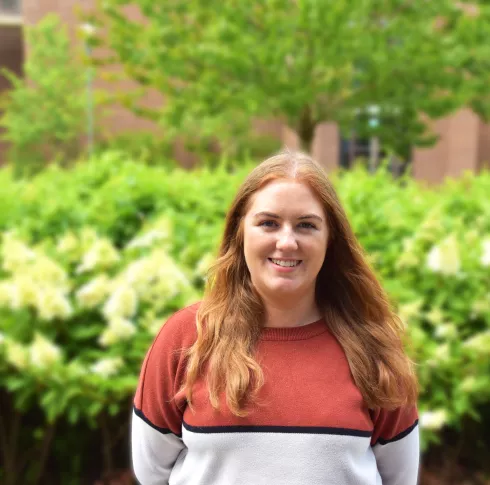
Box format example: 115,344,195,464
0,153,489,483
0,222,200,424
339,166,490,447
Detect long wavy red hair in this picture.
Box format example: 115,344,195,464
181,150,418,416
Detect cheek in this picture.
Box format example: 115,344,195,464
306,238,327,267
243,231,274,270
243,228,259,265
242,227,252,257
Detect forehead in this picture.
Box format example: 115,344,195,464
246,180,324,214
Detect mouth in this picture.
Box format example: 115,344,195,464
268,258,302,268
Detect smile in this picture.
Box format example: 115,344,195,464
268,258,302,268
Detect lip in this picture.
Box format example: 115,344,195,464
268,258,302,272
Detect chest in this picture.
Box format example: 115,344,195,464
182,336,373,433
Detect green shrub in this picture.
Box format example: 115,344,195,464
94,133,176,167
0,154,489,482
338,166,490,448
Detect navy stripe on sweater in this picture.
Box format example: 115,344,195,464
182,420,372,438
133,406,181,437
374,419,419,446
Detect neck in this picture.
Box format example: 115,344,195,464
260,291,321,328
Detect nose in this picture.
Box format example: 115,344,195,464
276,228,298,251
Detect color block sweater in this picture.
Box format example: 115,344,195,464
131,302,420,485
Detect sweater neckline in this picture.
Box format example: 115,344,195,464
260,318,327,341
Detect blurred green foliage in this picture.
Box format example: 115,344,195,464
0,15,88,178
94,130,283,169
93,0,490,160
0,152,489,482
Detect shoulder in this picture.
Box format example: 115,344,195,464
136,301,201,390
134,302,202,431
370,404,419,446
152,301,201,351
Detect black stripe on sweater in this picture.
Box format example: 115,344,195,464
183,420,372,438
133,405,182,437
375,419,419,446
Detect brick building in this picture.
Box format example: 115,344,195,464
0,0,22,163
1,0,489,182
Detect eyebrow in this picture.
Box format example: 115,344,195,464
253,211,323,222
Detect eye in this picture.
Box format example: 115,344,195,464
298,222,317,229
258,220,278,228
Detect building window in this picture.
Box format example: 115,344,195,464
0,0,21,14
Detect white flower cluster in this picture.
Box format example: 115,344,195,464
463,330,490,355
75,274,111,309
56,231,79,255
396,237,420,269
425,307,445,326
427,343,450,366
418,209,444,239
396,208,447,270
434,323,457,340
1,232,36,272
127,229,167,250
76,238,120,273
5,339,28,370
103,284,138,320
4,333,62,370
123,248,190,306
397,300,423,327
98,317,136,347
90,357,123,377
426,235,490,275
419,409,447,430
0,234,73,321
126,217,172,250
471,299,490,319
426,235,461,275
75,242,191,345
0,227,194,375
29,333,62,368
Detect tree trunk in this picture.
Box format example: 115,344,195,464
297,105,316,154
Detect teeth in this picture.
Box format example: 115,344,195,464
271,259,300,267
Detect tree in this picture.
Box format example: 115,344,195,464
0,15,88,177
93,0,490,161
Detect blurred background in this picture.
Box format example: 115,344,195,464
0,1,489,484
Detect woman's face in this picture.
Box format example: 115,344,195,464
243,179,328,301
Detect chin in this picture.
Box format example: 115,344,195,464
265,281,302,295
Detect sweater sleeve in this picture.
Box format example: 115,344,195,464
131,305,198,485
370,405,420,485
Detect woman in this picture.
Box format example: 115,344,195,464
131,150,419,485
